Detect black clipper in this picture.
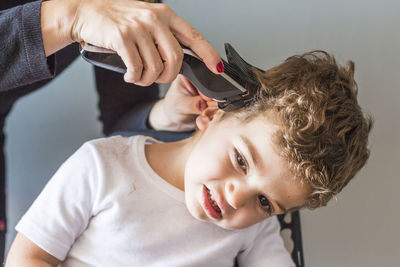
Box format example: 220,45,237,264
79,43,261,111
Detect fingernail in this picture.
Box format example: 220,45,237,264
216,62,224,73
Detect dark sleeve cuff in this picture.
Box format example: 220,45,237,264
0,1,54,91
22,0,55,79
109,99,194,142
111,130,192,143
110,100,159,133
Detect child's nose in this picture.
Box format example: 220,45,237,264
225,181,251,210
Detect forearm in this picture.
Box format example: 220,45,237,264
6,259,56,267
6,234,60,267
41,0,76,56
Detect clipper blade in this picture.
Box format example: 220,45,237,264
223,43,262,99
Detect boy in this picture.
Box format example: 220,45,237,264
6,51,372,267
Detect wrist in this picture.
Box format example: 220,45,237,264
40,0,77,56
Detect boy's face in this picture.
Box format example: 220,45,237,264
184,112,311,230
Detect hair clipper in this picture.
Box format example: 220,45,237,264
79,43,261,111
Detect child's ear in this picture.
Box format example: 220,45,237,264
196,107,223,131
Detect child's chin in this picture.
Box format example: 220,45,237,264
214,222,237,230
187,210,239,230
184,198,234,230
185,200,206,221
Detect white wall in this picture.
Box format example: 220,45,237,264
6,0,399,266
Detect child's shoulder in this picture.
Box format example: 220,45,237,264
77,135,158,167
67,135,153,191
81,135,147,153
84,134,139,146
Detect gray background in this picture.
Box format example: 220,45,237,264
6,0,399,266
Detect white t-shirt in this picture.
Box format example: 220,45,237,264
16,135,294,267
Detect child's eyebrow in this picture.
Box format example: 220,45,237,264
239,135,259,170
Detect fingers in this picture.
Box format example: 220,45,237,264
193,96,207,115
154,26,184,83
188,37,224,74
167,8,222,74
178,74,217,112
127,3,185,85
86,1,222,85
117,40,143,83
172,96,204,117
206,100,218,109
179,74,197,96
134,32,164,86
122,20,184,85
182,94,217,116
183,79,218,111
180,75,218,110
179,75,215,105
197,90,214,102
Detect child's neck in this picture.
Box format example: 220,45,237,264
144,135,197,191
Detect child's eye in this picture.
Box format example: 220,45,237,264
234,149,248,174
258,195,272,215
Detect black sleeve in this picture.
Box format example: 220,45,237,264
0,1,55,91
109,99,194,142
110,100,159,133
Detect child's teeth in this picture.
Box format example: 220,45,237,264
207,189,221,213
210,197,220,213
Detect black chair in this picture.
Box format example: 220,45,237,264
277,211,304,267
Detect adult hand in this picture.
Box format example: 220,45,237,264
41,0,223,85
148,74,217,132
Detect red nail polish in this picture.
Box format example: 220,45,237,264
217,62,224,73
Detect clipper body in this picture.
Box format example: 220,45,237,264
80,43,260,111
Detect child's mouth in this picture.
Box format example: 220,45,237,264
202,185,222,219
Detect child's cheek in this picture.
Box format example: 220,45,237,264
186,149,222,184
187,132,231,183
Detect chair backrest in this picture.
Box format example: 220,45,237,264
277,211,304,267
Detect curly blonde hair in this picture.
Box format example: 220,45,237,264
226,51,373,209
